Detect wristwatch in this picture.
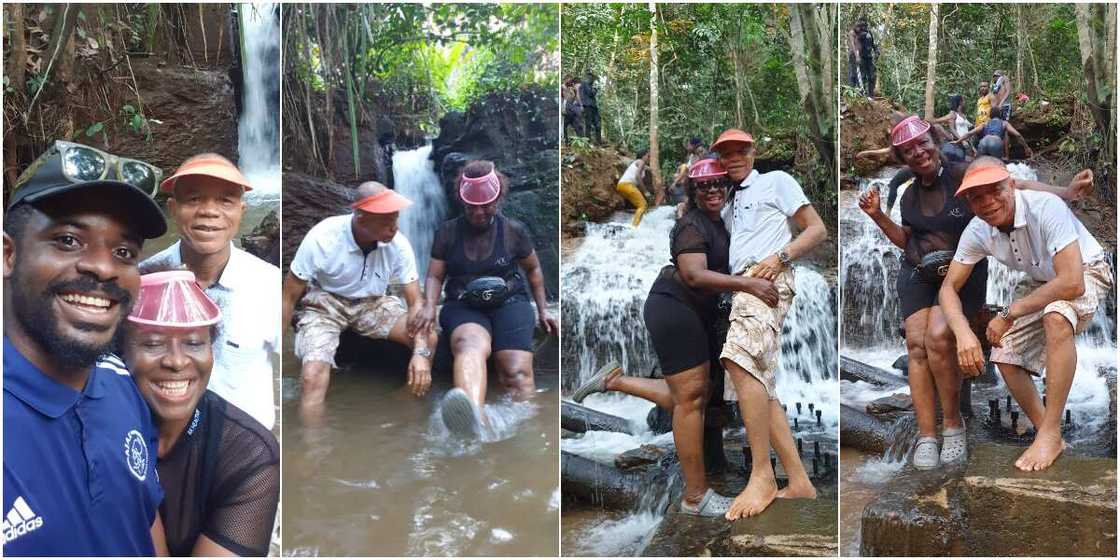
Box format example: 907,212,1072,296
777,250,793,266
997,307,1011,320
413,347,433,359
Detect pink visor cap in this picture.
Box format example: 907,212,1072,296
128,270,221,328
891,116,932,147
459,168,501,205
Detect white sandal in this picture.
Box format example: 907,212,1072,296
913,436,940,470
940,423,967,464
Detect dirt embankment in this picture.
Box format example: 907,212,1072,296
561,145,633,237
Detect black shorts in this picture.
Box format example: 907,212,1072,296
897,256,988,322
643,292,713,375
439,300,536,352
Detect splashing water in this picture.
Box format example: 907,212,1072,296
393,145,448,279
237,3,280,200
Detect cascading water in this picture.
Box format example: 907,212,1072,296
392,144,448,280
237,3,280,199
562,206,839,555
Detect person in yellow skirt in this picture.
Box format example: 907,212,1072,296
617,150,651,227
975,80,992,128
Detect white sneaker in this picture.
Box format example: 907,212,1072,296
940,423,967,464
913,436,940,470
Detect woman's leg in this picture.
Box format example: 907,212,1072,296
724,360,779,519
607,375,674,410
664,363,711,506
450,323,492,407
493,350,535,400
924,306,964,430
904,308,938,438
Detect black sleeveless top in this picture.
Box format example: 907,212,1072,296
888,158,974,266
158,391,279,557
649,208,731,321
431,214,535,302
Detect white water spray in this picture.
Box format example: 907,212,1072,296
392,145,448,279
237,3,280,199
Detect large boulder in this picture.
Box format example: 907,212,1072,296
279,172,355,272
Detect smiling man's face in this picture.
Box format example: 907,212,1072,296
4,193,142,368
169,177,246,256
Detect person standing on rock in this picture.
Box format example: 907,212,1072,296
563,78,584,143
3,142,169,555
579,71,602,144
281,181,436,424
711,128,827,519
940,157,1111,472
142,154,281,431
571,159,754,517
617,151,651,227
990,70,1013,121
976,80,993,129
414,161,557,439
854,18,879,97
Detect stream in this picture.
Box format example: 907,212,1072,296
838,164,1116,555
280,146,560,556
561,206,839,556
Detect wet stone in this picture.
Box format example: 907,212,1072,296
866,393,914,415
615,445,669,471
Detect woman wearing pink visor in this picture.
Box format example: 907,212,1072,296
121,271,279,556
414,160,558,439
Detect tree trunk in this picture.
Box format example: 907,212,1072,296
648,1,663,205
5,4,27,95
318,6,335,173
1016,5,1023,91
923,4,939,121
730,46,744,129
1075,4,1110,137
788,4,835,186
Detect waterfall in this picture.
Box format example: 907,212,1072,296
392,145,448,279
840,163,1115,438
237,3,280,199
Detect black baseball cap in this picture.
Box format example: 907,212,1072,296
7,144,167,239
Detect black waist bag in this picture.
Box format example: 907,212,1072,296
459,276,511,310
918,250,956,283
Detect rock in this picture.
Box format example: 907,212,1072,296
615,445,668,471
240,208,280,266
860,476,966,556
108,60,238,173
561,451,676,510
721,534,838,557
891,354,909,374
561,145,632,235
839,96,897,176
279,172,355,272
840,404,892,455
867,393,914,415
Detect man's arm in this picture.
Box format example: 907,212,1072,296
1013,170,1093,201
1009,242,1085,319
281,273,309,333
955,123,984,143
938,259,985,376
753,203,828,281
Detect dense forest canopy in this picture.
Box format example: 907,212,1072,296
842,4,1095,116
562,3,804,161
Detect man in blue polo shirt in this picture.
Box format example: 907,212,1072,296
3,141,168,556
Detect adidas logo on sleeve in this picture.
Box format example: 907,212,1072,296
1,496,44,545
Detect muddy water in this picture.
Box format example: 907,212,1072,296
280,345,560,556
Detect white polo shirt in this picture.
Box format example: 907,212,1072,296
289,213,419,299
954,189,1104,282
721,169,811,274
142,241,281,429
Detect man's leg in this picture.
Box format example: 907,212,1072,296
664,364,711,508
1015,312,1077,471
925,306,964,430
299,360,333,426
293,298,346,425
770,399,817,499
494,349,535,400
725,360,778,519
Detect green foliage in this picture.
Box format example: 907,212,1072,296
120,103,151,141
561,3,803,167
840,3,1084,117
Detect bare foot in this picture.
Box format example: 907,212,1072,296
725,473,778,520
776,480,817,499
1014,430,1067,472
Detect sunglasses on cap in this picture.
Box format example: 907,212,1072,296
28,140,164,196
